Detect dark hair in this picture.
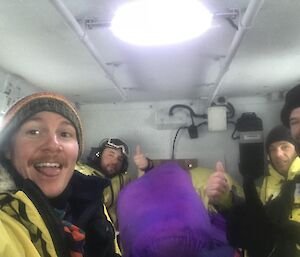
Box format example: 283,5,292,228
281,84,300,127
87,138,129,174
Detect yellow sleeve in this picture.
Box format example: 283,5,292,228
189,167,244,211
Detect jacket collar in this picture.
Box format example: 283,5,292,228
0,162,16,193
268,156,300,180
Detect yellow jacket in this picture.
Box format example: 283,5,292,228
0,164,121,257
0,191,61,257
259,156,300,223
75,162,132,228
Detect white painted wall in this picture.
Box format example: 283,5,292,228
79,96,284,181
0,68,39,114
0,69,284,182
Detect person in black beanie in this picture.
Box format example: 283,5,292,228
205,84,300,256
265,125,297,178
206,124,300,257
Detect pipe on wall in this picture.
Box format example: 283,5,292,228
49,0,127,100
207,0,265,106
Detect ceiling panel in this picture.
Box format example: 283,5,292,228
0,0,299,104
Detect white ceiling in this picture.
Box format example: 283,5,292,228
0,0,300,104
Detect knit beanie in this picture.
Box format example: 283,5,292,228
265,125,295,152
281,84,300,127
0,92,83,159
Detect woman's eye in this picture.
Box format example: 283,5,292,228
290,120,299,126
61,131,74,138
27,129,40,135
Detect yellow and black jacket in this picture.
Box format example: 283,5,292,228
219,158,300,257
260,157,300,223
0,163,121,257
75,162,132,229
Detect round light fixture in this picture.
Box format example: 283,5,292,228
110,0,212,46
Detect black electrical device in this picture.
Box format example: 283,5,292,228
236,112,265,180
188,124,198,138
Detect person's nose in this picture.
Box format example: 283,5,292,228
111,156,119,165
275,148,284,159
42,133,63,152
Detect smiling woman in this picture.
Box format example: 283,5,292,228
0,92,121,257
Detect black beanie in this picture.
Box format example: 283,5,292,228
281,84,300,127
265,125,295,152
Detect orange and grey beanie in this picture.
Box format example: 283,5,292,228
0,92,83,159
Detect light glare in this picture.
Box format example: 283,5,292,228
110,0,212,46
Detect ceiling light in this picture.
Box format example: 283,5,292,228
110,0,212,46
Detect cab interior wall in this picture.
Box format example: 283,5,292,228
0,74,283,181
79,97,283,181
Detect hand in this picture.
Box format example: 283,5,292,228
134,145,149,171
205,161,229,204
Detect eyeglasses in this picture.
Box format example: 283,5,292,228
104,138,130,157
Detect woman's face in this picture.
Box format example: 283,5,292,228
7,111,79,198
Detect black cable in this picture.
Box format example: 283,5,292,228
229,120,239,140
232,129,239,140
171,125,189,160
171,121,208,159
211,101,235,119
226,102,235,119
169,104,206,119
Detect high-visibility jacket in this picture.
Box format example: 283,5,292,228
0,163,121,257
75,162,132,229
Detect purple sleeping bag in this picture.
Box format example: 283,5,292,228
117,162,234,257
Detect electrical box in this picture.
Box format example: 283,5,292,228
207,106,227,131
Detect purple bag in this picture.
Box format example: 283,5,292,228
117,162,233,257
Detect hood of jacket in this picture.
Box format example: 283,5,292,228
0,163,16,193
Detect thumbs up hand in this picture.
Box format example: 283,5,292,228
134,145,149,171
205,161,229,204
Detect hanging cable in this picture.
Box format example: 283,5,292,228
171,125,189,159
171,121,208,159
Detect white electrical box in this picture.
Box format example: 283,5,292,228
207,106,227,131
